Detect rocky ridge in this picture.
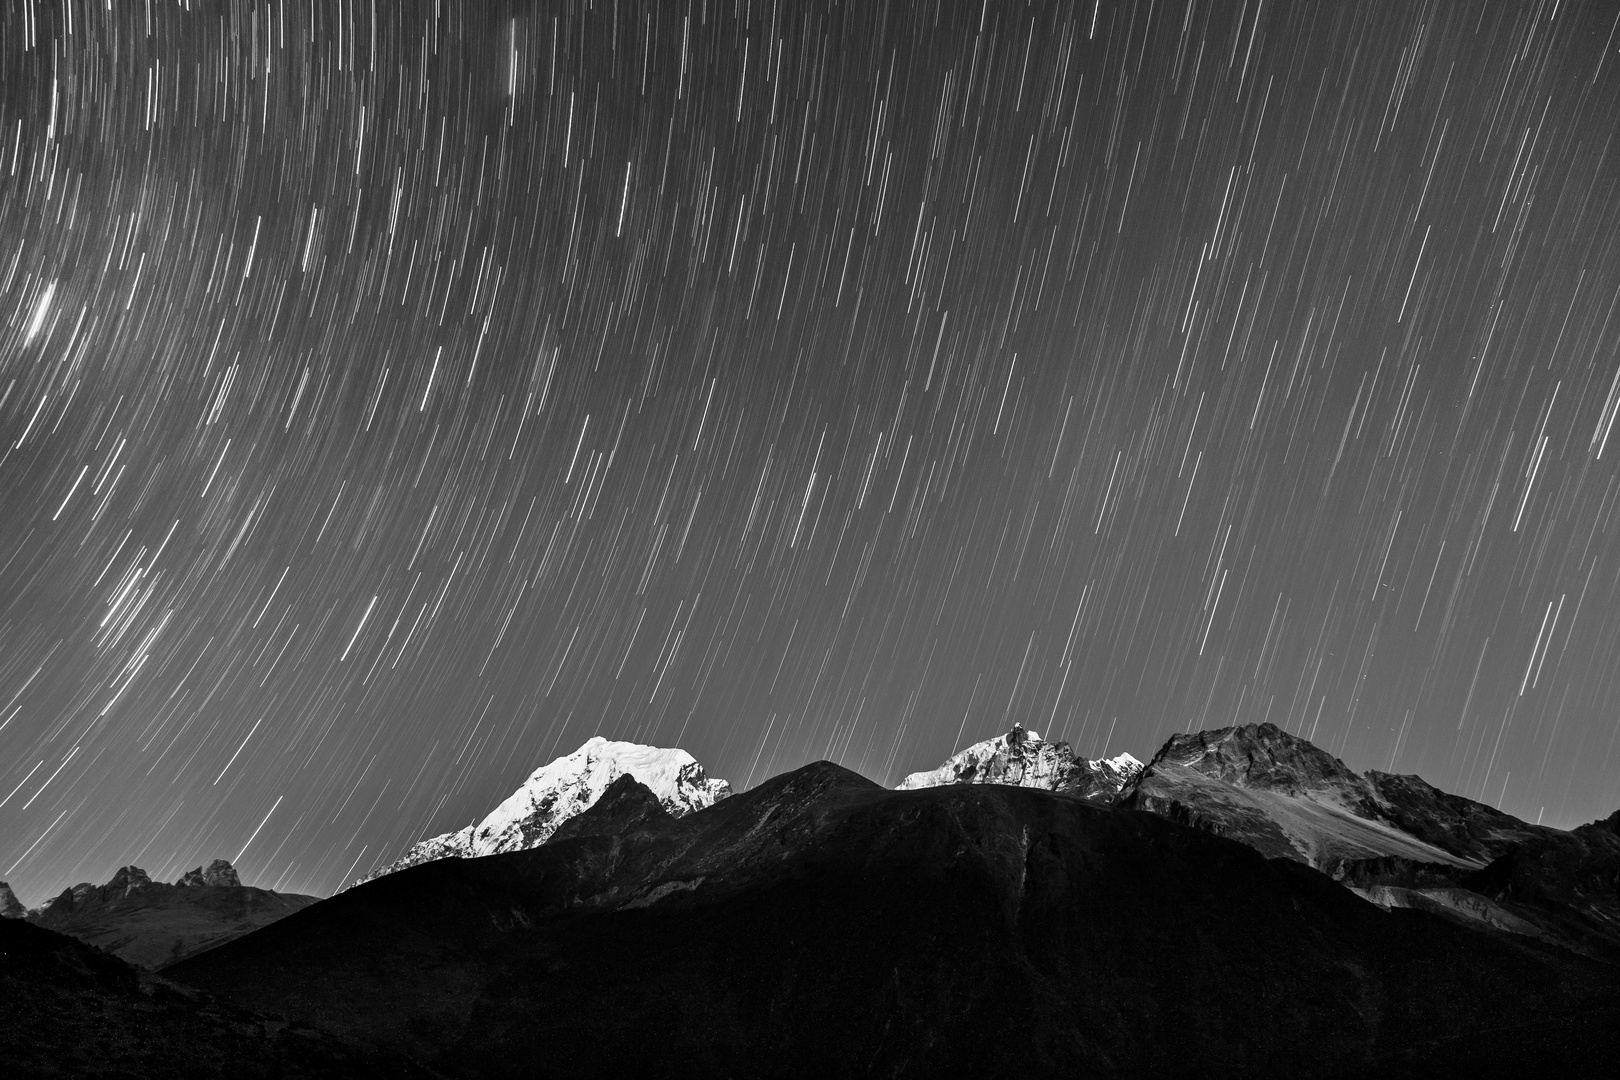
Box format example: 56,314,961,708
24,858,319,968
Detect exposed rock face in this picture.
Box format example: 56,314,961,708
1068,751,1148,800
1596,808,1620,836
355,737,730,886
106,865,154,896
1143,722,1370,796
1359,770,1548,863
177,859,242,888
896,724,1143,801
26,861,317,968
1116,723,1556,873
1114,723,1620,956
1455,811,1620,958
0,881,27,918
38,866,157,916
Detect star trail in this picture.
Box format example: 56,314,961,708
4,0,1620,901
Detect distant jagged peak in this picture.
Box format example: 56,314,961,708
1094,751,1146,779
897,724,1143,801
104,865,155,896
176,858,241,888
32,858,247,917
354,735,730,887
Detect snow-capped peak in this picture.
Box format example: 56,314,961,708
1097,752,1144,780
355,736,729,886
898,725,1073,790
471,737,728,853
897,726,1141,802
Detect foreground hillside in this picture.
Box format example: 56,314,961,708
0,916,435,1079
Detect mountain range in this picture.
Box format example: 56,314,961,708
5,858,319,970
6,723,1618,1077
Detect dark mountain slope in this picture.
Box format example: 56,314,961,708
0,916,436,1078
1456,809,1620,956
167,762,1617,1079
546,771,674,843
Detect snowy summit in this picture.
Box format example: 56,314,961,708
356,736,730,886
897,725,1143,802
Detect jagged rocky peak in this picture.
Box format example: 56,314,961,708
0,881,26,918
34,865,156,917
356,736,730,885
104,865,155,896
176,858,241,887
33,859,244,918
897,724,1143,800
1588,808,1620,837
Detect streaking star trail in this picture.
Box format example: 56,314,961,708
3,0,1620,901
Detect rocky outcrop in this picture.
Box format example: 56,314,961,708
896,724,1143,801
176,859,242,888
0,881,26,918
36,866,157,916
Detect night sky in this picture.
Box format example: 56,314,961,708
4,0,1620,902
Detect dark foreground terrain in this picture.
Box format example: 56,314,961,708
151,763,1618,1079
0,916,435,1079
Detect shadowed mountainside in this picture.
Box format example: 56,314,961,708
167,762,1619,1079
